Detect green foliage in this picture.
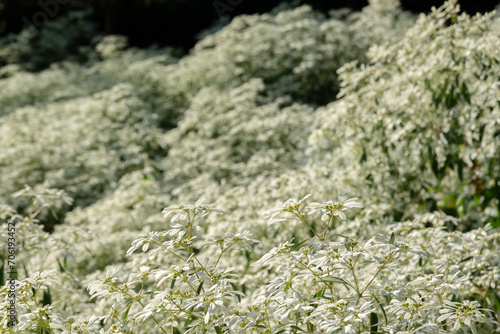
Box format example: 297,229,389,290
0,10,98,72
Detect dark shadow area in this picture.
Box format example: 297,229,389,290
2,0,499,54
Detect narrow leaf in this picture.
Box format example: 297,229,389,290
373,295,388,325
244,251,252,271
290,325,306,332
285,273,298,292
491,292,500,311
196,281,204,295
230,282,241,302
322,276,352,289
370,312,378,334
184,306,196,327
56,258,65,273
459,256,473,263
315,287,326,299
292,239,310,251
42,288,52,306
123,302,132,322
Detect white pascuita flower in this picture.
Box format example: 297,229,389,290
264,194,311,224
342,325,357,334
307,197,363,221
437,300,489,333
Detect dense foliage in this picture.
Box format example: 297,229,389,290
0,1,499,333
0,10,99,72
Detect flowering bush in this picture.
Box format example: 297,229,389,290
0,1,499,333
309,1,500,229
166,0,414,105
1,193,498,333
0,46,179,221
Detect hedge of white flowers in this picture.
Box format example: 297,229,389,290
0,1,499,333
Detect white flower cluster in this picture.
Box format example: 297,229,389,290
309,0,500,228
0,49,178,216
0,1,499,333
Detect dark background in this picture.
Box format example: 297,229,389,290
1,0,500,52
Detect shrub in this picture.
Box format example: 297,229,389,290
0,46,178,221
309,0,500,229
168,0,414,105
1,195,497,333
0,1,498,333
0,10,98,72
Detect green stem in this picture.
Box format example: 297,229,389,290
322,214,335,240
170,299,204,321
350,265,361,298
265,307,273,332
295,258,337,295
123,291,168,334
294,213,321,240
360,253,393,298
214,242,236,268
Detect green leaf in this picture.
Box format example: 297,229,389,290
322,277,348,284
215,326,223,334
315,287,326,299
284,273,298,292
491,291,500,312
307,321,314,332
244,251,252,271
459,256,473,263
196,281,204,295
123,302,133,322
322,276,353,290
373,295,388,325
491,216,500,229
56,258,65,273
42,288,52,306
389,232,395,245
274,324,288,333
292,238,310,251
370,312,379,333
230,282,241,302
184,306,196,327
290,325,306,332
461,81,471,103
331,233,349,239
170,278,176,290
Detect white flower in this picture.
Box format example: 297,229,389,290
307,197,363,221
